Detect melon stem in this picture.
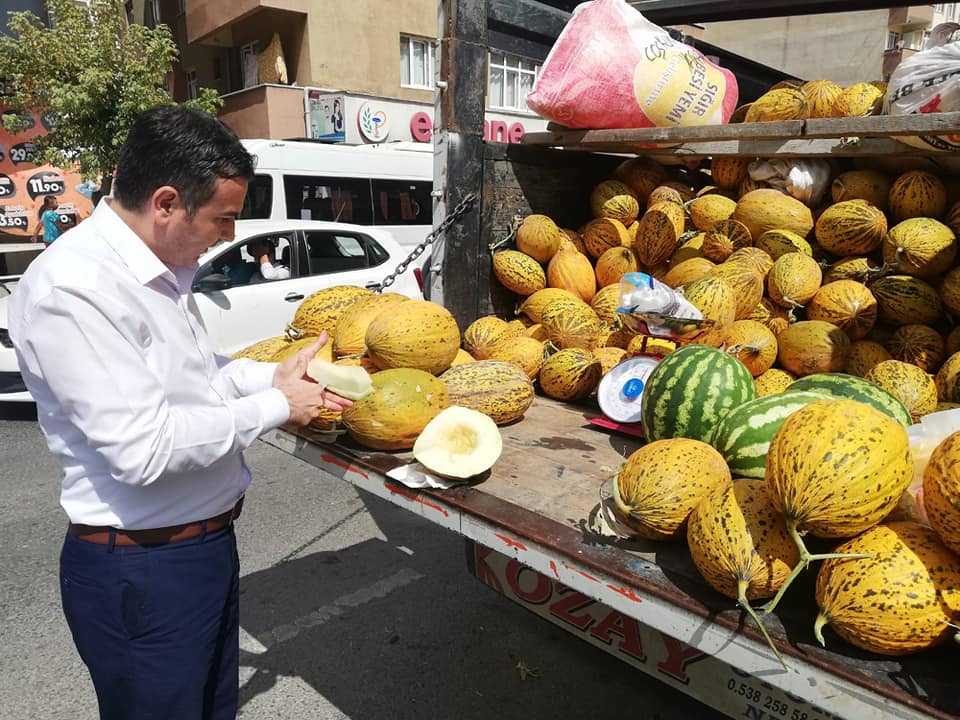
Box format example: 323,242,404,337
814,612,829,647
738,579,787,671
762,518,871,615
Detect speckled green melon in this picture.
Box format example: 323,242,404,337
762,398,914,613
291,285,373,336
612,438,732,541
864,359,937,423
538,348,602,401
687,478,800,667
332,293,409,357
882,217,957,279
492,250,547,297
767,399,913,539
814,522,960,655
869,275,943,327
439,360,534,425
232,335,291,361
815,200,887,256
341,368,450,450
923,431,960,555
364,300,461,374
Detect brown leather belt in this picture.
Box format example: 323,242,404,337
69,497,244,547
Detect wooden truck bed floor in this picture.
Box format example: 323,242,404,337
265,396,957,720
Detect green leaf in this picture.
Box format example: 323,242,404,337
0,0,220,182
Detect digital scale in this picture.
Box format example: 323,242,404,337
591,355,661,436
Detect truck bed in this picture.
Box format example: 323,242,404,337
264,396,957,720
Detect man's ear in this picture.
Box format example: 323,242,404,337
151,186,180,223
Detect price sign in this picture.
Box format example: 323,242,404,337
0,210,28,230
40,112,56,132
10,142,35,165
0,173,15,198
26,170,65,199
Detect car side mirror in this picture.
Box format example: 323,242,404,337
192,274,233,292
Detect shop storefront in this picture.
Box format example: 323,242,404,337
304,89,547,146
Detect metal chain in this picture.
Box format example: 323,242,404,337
373,192,477,292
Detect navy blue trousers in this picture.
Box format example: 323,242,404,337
60,525,240,720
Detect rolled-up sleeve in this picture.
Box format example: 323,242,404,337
17,287,290,486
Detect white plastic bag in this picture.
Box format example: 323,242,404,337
885,22,960,151
748,158,832,207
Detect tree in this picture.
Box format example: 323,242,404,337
0,0,222,193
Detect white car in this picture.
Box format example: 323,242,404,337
0,220,424,402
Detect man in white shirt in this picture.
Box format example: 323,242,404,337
8,105,352,720
249,237,290,281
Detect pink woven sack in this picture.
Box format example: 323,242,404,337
527,0,738,130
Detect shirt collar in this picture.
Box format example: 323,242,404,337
93,198,178,287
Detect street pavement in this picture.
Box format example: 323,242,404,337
0,405,724,720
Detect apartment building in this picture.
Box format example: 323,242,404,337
698,4,955,85
137,0,547,144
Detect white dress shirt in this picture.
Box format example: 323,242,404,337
259,259,290,280
9,199,291,529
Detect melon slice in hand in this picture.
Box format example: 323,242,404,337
306,359,374,401
413,406,503,479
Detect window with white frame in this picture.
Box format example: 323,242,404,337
240,42,259,89
488,52,539,112
400,35,435,90
903,30,924,50
885,31,900,51
185,69,198,100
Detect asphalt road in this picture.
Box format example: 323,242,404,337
0,404,724,720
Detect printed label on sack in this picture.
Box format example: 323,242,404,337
634,50,727,127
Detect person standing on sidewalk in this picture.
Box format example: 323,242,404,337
8,104,352,720
31,194,68,246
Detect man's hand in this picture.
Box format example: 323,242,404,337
272,331,354,426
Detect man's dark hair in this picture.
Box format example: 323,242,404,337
113,105,255,217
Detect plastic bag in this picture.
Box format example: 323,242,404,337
748,158,832,207
885,22,960,151
614,272,711,340
526,0,738,130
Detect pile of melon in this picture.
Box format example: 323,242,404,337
480,151,960,661
734,79,889,123
612,342,960,665
232,287,526,479
487,151,960,425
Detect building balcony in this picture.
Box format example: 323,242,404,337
888,5,934,30
882,46,919,79
218,84,307,140
186,0,309,45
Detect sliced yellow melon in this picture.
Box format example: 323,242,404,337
306,359,374,400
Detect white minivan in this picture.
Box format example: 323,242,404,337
238,139,434,255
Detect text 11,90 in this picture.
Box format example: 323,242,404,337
29,178,64,195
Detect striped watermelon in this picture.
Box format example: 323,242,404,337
788,372,912,427
641,345,756,443
710,391,828,479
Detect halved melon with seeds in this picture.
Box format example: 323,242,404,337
413,406,502,479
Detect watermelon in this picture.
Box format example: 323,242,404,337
710,390,828,479
641,345,756,443
788,372,913,427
